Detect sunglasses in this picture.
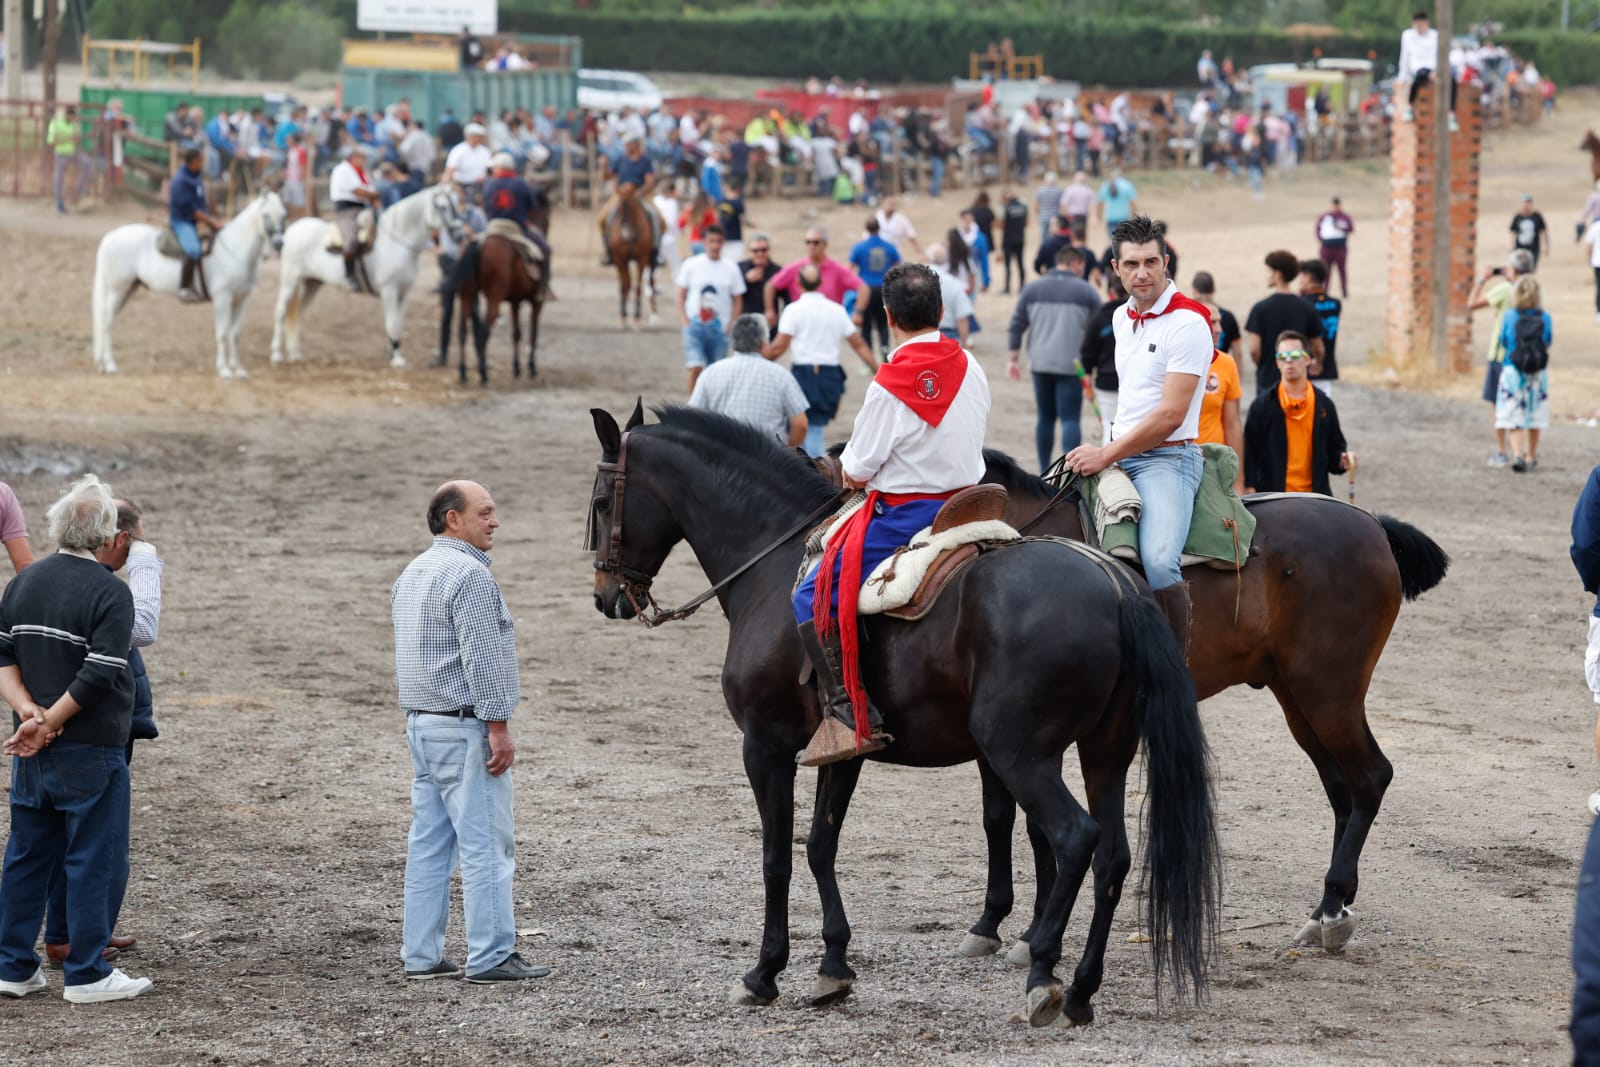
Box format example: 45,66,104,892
804,239,823,245
751,247,770,254
1275,349,1310,362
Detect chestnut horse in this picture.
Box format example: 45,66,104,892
606,184,656,329
1582,130,1600,182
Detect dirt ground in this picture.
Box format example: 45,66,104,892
1,90,1598,1067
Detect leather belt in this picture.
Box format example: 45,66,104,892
407,706,476,718
1153,438,1198,449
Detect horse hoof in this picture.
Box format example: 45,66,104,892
1005,939,1032,968
810,974,853,1006
234,367,249,380
729,980,775,1007
390,354,406,369
1063,995,1094,1028
956,933,1003,958
102,363,118,376
1026,982,1064,1029
1320,910,1356,953
1294,918,1323,947
270,352,283,365
217,368,234,380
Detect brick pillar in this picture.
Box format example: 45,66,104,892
1385,81,1482,372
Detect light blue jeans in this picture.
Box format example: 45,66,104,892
1119,444,1204,590
682,318,728,369
803,420,829,457
401,714,515,976
172,219,202,259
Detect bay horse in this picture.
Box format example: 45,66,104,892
974,449,1448,959
606,184,656,329
1582,130,1600,182
454,192,552,385
588,404,1222,1028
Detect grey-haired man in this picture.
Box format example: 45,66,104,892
689,313,810,446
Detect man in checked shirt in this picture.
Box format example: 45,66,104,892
391,481,550,985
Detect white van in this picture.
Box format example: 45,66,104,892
577,69,665,113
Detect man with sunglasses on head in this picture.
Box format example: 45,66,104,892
1243,330,1352,496
763,226,870,331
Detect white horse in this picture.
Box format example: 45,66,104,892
270,185,464,369
91,190,288,379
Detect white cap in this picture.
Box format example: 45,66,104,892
490,152,516,171
465,122,487,136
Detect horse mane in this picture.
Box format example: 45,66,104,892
645,406,837,516
982,448,1054,499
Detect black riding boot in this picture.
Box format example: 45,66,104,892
796,619,889,767
177,257,203,303
1153,582,1192,666
343,253,362,292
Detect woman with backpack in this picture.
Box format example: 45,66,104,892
1496,275,1553,472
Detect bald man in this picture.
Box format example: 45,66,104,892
391,481,550,985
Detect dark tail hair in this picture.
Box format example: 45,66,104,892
1123,593,1221,1008
451,239,480,293
1377,514,1450,600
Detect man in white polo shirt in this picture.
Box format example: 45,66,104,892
875,197,921,258
766,264,877,456
1063,215,1211,656
444,123,493,203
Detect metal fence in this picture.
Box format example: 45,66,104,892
0,99,111,203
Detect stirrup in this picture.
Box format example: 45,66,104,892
177,288,204,304
797,717,887,768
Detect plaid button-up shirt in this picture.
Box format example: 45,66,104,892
688,351,811,444
391,536,520,721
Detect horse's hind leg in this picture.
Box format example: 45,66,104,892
805,757,864,1005
616,265,630,328
212,297,234,379
381,286,406,368
527,300,541,379
510,300,522,380
227,295,249,378
1005,814,1059,968
959,759,1015,958
1062,719,1138,1027
270,279,298,364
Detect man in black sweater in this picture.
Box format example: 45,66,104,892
0,474,153,1003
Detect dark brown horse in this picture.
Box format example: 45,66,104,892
455,234,545,385
973,450,1448,959
606,184,656,329
1582,130,1600,182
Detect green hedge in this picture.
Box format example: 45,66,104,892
1496,30,1600,88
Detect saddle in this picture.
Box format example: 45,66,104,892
324,208,376,256
1078,443,1257,571
483,218,546,266
155,228,214,260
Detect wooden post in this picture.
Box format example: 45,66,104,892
41,0,60,107
192,39,201,92
1430,0,1452,373
559,129,572,206
889,127,902,196
2,0,21,100
586,132,598,209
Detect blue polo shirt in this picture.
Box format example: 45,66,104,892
613,153,653,188
168,167,206,224
484,175,537,227
848,234,900,288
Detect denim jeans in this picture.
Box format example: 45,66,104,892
172,219,202,259
401,714,516,975
44,743,133,946
1118,444,1204,590
803,420,829,458
682,318,728,369
1032,371,1083,473
928,156,945,197
0,742,130,987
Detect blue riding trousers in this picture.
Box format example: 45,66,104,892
793,497,947,624
172,220,202,259
1118,443,1204,591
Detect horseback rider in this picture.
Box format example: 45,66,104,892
791,262,991,766
329,144,381,292
482,152,552,268
596,134,662,267
1063,215,1212,655
169,148,223,304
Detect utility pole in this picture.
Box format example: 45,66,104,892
2,0,21,99
40,0,57,106
1564,0,1572,32
1430,0,1452,372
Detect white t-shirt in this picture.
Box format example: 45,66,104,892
445,141,492,185
777,291,857,366
1110,282,1213,442
934,268,974,331
811,136,840,182
875,210,917,252
841,333,990,494
674,253,746,324
1399,26,1440,81
1586,221,1600,269
328,160,374,204
653,194,681,243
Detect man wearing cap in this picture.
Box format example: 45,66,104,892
329,145,382,291
444,123,494,204
1314,196,1354,299
1510,195,1549,272
595,135,660,267
482,153,551,275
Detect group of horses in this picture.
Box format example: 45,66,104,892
89,181,550,384
586,402,1450,1030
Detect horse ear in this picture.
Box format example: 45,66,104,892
625,397,645,431
591,408,622,459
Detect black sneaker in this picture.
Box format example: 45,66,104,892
464,952,552,984
405,958,462,981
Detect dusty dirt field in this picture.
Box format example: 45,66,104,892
1,92,1598,1066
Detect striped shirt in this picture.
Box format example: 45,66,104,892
690,351,811,444
391,536,520,721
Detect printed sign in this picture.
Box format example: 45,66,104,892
356,0,497,36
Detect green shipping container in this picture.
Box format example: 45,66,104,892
338,68,578,130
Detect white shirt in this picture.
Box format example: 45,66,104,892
674,253,746,324
445,141,493,185
933,267,974,331
679,113,701,146
841,332,990,494
778,291,858,366
875,210,917,252
1399,26,1440,81
1110,281,1213,443
1586,221,1600,269
811,136,840,182
652,194,681,242
400,128,436,174
328,160,374,204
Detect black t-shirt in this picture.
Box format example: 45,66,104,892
717,197,745,242
1001,197,1029,247
1510,211,1547,252
738,259,781,317
1303,291,1342,380
1080,296,1124,391
1216,306,1241,355
970,203,996,254
1245,291,1325,392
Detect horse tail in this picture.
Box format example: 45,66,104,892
1376,514,1450,600
452,238,480,293
1123,591,1220,1008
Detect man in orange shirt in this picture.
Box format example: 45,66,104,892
1243,330,1352,494
1197,301,1245,492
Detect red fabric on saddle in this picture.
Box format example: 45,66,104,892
871,336,970,427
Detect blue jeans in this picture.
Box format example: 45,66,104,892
1118,444,1204,590
928,156,945,197
0,743,129,987
172,219,202,259
803,421,828,458
44,743,134,946
793,497,948,623
1032,371,1083,473
682,318,728,369
402,714,516,976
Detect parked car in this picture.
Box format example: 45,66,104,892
577,69,665,113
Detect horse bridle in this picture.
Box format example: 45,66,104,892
589,432,850,628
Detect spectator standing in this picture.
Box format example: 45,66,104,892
1495,275,1552,473
1197,49,1219,88
0,481,32,572
1315,196,1354,298
926,243,974,345
1094,170,1139,241
1197,302,1246,492
1468,249,1533,468
689,314,810,447
1059,170,1095,229
968,191,997,259
282,133,308,220
434,198,486,365
458,26,483,71
47,106,92,215
810,127,841,199
1586,217,1600,325
957,211,992,292
678,190,718,256
652,183,682,280
848,217,901,357
674,225,746,393
764,227,870,325
766,265,877,456
1577,180,1600,238
1191,272,1242,360
1510,195,1550,271
0,475,152,1003
874,198,921,258
1034,173,1063,243
716,179,751,264
1243,332,1352,495
1569,466,1600,817
1000,189,1029,293
438,109,465,152
445,123,494,203
1007,245,1101,470
393,481,550,986
1298,259,1343,398
737,234,781,321
1244,250,1325,394
1080,276,1126,444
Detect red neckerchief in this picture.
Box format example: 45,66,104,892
872,335,969,426
350,160,370,185
1127,289,1210,328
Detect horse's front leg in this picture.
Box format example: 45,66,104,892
509,300,522,381
527,301,540,379
806,757,864,1004
957,758,1016,958
228,293,250,379
382,283,407,368
616,266,629,327
212,296,234,379
735,730,798,1006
